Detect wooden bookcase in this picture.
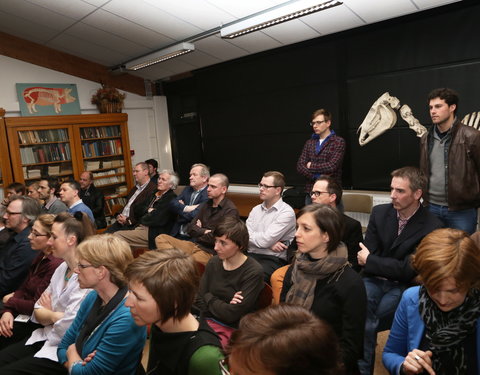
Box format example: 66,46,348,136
5,113,134,217
0,109,13,198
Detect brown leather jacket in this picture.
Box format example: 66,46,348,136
419,120,480,210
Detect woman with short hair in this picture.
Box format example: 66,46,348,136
383,228,480,374
56,234,146,375
280,204,366,374
125,248,224,375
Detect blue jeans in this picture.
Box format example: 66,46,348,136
358,277,406,375
428,203,478,234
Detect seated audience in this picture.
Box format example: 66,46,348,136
357,167,443,375
194,216,264,348
1,183,26,207
106,162,157,233
57,235,146,375
79,171,107,229
155,173,239,265
114,170,178,249
26,182,41,203
59,181,94,223
0,212,94,374
145,158,159,184
383,228,480,374
169,163,209,238
280,204,366,374
246,171,296,282
0,196,42,298
0,214,62,348
125,248,224,375
37,178,68,215
225,304,344,375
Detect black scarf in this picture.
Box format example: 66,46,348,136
419,286,480,375
75,286,128,355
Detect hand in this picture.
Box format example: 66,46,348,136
178,200,185,205
203,229,212,234
38,292,53,310
402,350,435,375
83,350,97,365
306,161,312,168
183,204,199,213
0,312,14,337
357,242,370,266
2,292,14,304
196,219,202,228
271,241,288,252
230,291,243,304
117,214,127,225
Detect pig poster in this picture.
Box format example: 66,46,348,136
16,83,81,116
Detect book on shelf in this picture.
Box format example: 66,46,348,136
48,165,60,175
18,129,69,145
28,169,41,179
85,161,100,171
80,126,121,139
20,143,71,164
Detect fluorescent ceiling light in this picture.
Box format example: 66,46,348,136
221,0,343,39
125,42,195,70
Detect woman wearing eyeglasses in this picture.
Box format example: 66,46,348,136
296,108,345,203
0,214,62,349
125,248,224,375
56,234,146,375
0,212,94,374
280,204,366,374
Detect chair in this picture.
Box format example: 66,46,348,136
256,283,273,310
342,194,373,233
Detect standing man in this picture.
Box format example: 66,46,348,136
155,173,239,264
145,158,159,185
0,196,42,297
420,88,480,234
169,163,209,238
246,171,296,281
356,167,443,375
79,171,107,229
106,162,157,233
114,170,178,249
37,177,68,214
59,180,95,223
297,109,345,202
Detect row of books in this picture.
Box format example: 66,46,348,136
105,195,128,210
20,143,71,164
95,175,126,187
18,129,69,144
84,159,125,171
22,165,73,179
80,126,121,139
92,168,126,178
82,140,122,158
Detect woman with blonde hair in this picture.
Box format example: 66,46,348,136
383,228,480,374
56,234,146,375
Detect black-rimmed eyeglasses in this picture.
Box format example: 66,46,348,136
310,120,326,127
310,190,330,198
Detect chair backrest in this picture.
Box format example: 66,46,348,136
256,282,273,310
343,194,373,214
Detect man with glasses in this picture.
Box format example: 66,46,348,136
0,196,42,300
296,108,345,203
246,171,295,282
37,177,68,214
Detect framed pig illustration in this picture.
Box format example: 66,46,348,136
16,83,81,116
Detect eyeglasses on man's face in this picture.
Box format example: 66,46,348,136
310,190,330,198
258,183,278,190
310,120,326,127
5,210,22,216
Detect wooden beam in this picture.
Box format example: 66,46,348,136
0,31,152,96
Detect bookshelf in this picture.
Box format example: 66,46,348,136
0,109,13,199
5,113,134,216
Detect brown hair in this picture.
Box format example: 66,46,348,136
125,249,199,324
311,108,332,123
412,228,480,292
428,88,459,115
228,304,343,375
76,234,133,288
391,166,426,193
263,171,286,190
315,175,343,206
36,214,55,234
296,204,344,253
54,211,95,244
213,216,249,253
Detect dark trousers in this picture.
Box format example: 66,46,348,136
105,221,135,234
249,253,287,283
0,321,42,350
0,338,67,375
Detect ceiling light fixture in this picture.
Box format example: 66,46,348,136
221,0,343,39
125,42,195,71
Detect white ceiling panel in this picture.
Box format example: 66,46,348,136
412,0,462,10
66,22,149,59
81,0,110,7
342,0,418,23
1,0,76,32
301,4,365,35
226,31,283,54
143,0,235,30
49,33,128,66
175,50,222,69
103,0,203,40
82,10,174,49
206,0,289,18
0,11,59,43
261,19,321,45
23,0,96,20
195,35,249,61
149,58,198,75
132,65,176,81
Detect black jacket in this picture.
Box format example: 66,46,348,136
80,184,107,229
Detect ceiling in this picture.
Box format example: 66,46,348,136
0,0,462,82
